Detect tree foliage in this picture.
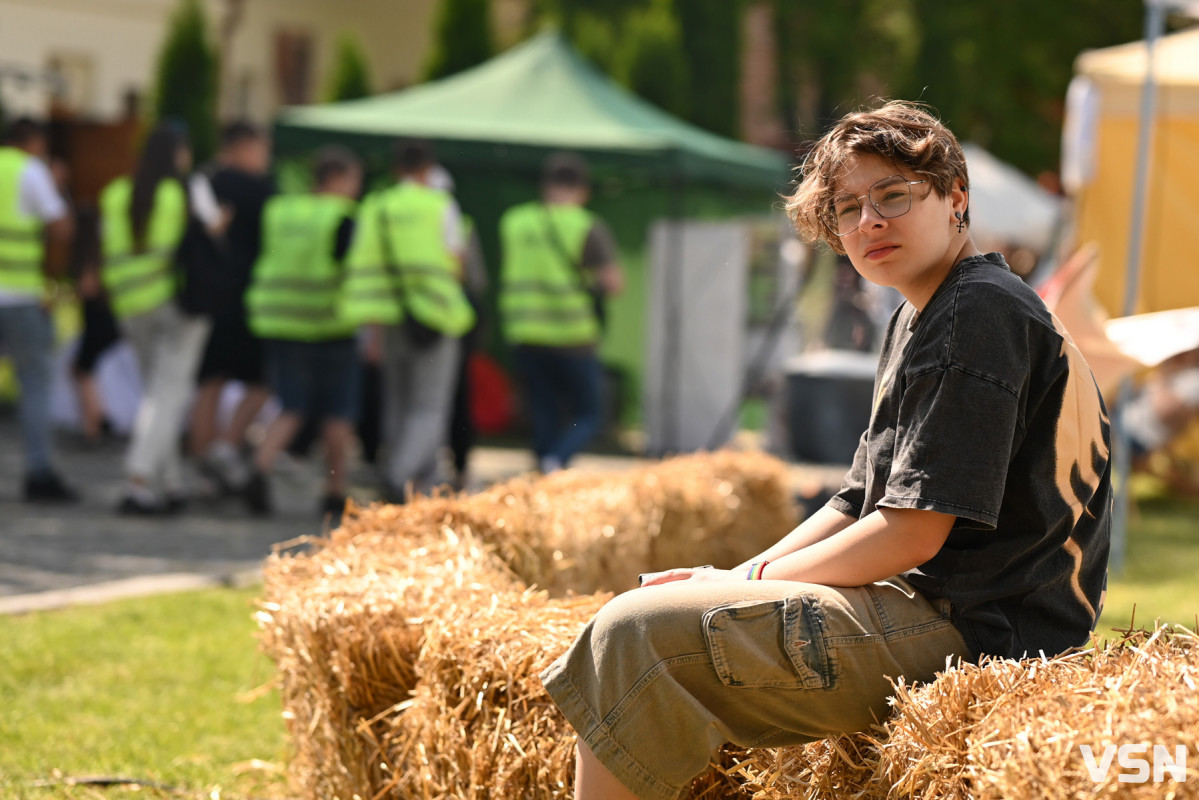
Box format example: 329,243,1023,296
153,0,219,162
523,0,1146,175
325,33,373,101
536,0,706,130
771,0,1142,173
425,0,495,81
894,0,1144,174
674,0,742,139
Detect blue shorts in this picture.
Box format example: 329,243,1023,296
264,338,361,422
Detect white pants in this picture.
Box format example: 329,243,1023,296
380,327,460,494
121,303,211,494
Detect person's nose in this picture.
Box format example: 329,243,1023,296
857,201,887,230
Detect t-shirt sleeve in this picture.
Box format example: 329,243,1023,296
19,159,68,223
581,219,618,270
879,366,1022,528
442,199,464,253
828,428,869,518
188,174,223,229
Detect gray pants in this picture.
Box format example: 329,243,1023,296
121,303,210,495
0,303,56,475
380,327,459,496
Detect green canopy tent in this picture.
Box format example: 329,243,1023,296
273,31,791,428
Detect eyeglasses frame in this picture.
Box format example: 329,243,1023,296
827,176,929,237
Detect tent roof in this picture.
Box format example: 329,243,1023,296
275,31,789,184
1076,26,1199,86
962,143,1061,252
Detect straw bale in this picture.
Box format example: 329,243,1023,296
447,450,798,595
259,525,524,800
376,589,609,800
736,626,1199,799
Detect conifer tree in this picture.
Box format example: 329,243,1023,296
325,33,373,101
424,0,494,81
153,0,219,161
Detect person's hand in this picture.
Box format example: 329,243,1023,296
362,325,384,365
639,566,738,588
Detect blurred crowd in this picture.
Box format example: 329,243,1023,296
0,116,622,517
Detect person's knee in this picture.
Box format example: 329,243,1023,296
591,588,707,655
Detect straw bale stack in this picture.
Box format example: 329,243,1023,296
259,450,799,800
260,447,1198,800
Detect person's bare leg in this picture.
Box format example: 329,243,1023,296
253,411,302,474
74,372,106,440
321,418,353,496
188,379,224,458
575,739,639,800
223,384,272,448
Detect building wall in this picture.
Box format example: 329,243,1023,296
0,0,440,123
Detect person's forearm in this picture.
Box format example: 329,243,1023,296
759,507,954,587
734,504,857,571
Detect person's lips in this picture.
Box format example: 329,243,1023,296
864,242,899,261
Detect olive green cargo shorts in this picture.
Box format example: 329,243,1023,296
540,576,969,800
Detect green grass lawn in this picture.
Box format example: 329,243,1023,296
0,496,1194,798
0,588,287,800
1096,495,1199,637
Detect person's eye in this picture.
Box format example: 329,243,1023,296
833,200,858,219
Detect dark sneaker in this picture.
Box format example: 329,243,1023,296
242,471,272,517
117,493,165,516
319,494,347,525
163,493,188,515
24,472,80,504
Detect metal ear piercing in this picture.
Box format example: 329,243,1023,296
955,212,964,233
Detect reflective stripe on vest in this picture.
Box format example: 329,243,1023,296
499,201,599,347
341,183,474,336
246,193,356,341
99,177,186,319
0,147,44,293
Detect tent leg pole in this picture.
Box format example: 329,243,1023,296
1110,0,1167,577
662,164,686,453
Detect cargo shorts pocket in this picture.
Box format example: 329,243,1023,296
703,596,833,690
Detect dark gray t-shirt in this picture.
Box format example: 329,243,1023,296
828,252,1111,661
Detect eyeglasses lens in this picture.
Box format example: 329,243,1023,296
829,178,914,236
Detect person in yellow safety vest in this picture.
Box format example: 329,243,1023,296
99,122,221,515
499,152,623,474
0,117,78,502
342,139,475,502
240,145,362,519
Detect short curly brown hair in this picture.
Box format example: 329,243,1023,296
786,100,970,255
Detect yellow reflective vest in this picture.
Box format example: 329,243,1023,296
246,193,356,341
99,176,186,319
0,147,45,294
499,201,599,347
342,182,474,336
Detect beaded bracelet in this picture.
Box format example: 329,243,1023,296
746,560,770,580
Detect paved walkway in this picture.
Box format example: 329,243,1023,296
0,413,845,613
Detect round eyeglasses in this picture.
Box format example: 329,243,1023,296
827,176,928,236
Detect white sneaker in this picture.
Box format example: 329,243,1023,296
201,440,250,492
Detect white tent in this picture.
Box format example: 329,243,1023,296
962,143,1062,254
